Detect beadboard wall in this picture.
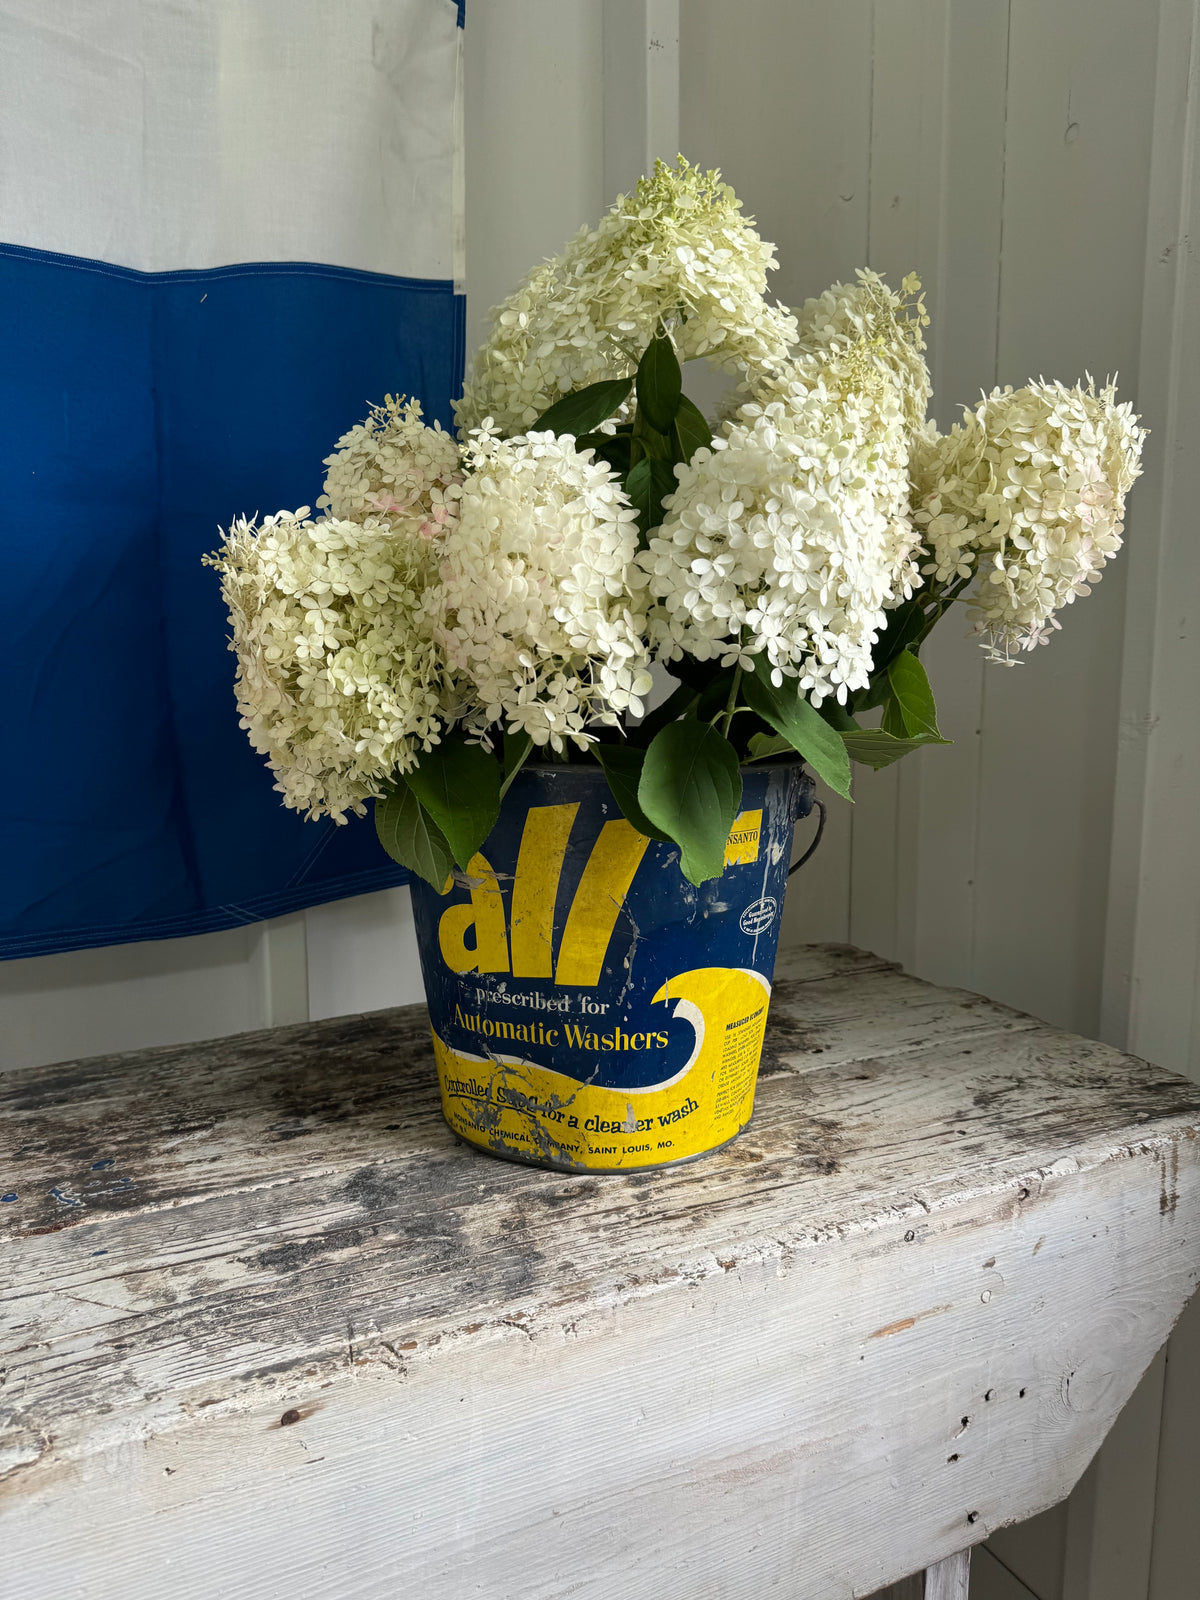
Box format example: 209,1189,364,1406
3,4,1198,1597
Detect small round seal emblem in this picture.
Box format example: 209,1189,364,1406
739,896,778,936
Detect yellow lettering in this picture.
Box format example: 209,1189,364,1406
437,854,510,974
555,820,650,986
510,803,578,979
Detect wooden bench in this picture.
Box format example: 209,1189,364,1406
3,945,1198,1599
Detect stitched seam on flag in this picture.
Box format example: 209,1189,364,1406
0,866,411,961
284,823,342,890
0,241,456,292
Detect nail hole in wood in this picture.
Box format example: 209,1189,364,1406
1019,1387,1027,1398
948,1453,959,1463
904,1230,915,1242
280,1408,302,1426
984,1389,994,1402
967,1511,980,1525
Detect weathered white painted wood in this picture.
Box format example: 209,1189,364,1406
3,946,1198,1600
926,1551,971,1600
871,1552,973,1600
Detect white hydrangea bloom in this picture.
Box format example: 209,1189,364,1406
208,511,445,821
455,158,798,435
318,394,463,539
433,428,653,748
639,345,919,706
912,380,1145,659
792,269,932,431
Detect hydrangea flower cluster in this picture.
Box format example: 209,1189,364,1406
912,380,1145,658
792,269,931,431
318,394,462,540
455,157,797,435
208,510,445,821
433,428,652,749
211,157,1145,877
640,320,919,705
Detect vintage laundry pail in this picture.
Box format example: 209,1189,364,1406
408,760,814,1173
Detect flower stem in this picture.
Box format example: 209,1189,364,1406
720,665,743,740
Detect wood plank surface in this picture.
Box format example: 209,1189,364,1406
3,945,1199,1600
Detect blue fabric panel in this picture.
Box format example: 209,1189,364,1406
1,243,465,959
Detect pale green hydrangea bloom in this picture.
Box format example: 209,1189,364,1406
456,158,798,435
912,380,1145,659
208,510,446,821
318,394,462,539
640,312,920,706
792,269,931,432
433,428,653,749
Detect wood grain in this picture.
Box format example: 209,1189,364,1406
3,945,1199,1600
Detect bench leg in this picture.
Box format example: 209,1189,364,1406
924,1549,971,1599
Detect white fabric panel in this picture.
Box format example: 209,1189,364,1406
0,0,460,276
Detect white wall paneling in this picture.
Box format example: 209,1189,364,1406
0,915,307,1071
603,0,680,198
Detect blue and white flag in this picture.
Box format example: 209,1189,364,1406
1,0,464,959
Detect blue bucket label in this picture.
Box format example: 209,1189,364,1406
408,762,810,1171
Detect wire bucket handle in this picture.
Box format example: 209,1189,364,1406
788,798,827,876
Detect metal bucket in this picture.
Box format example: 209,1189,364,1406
408,760,814,1173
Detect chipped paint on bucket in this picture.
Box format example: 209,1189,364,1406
408,761,813,1173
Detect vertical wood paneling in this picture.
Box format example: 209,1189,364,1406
972,1548,1041,1600
304,888,425,1021
851,0,949,962
0,920,284,1071
905,2,1010,991
971,0,1158,1036
1148,1296,1200,1598
1103,0,1200,1074
680,0,873,945
1100,8,1200,1600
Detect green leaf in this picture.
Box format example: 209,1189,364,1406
375,780,455,892
576,430,633,475
403,735,502,869
532,377,633,438
740,662,854,801
625,457,677,544
841,728,950,771
595,745,673,841
673,394,713,464
638,720,743,885
635,329,683,434
631,411,674,461
880,691,908,738
745,732,794,762
886,649,944,739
